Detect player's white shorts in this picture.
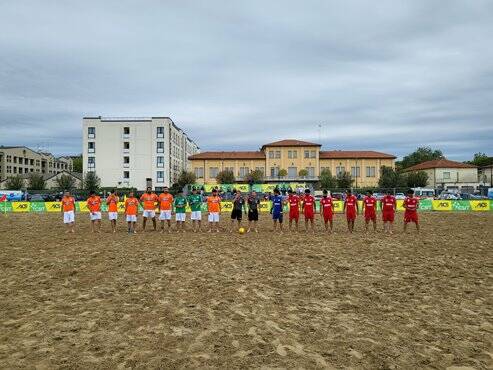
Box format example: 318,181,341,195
208,212,219,222
108,212,118,221
90,212,102,221
63,211,75,224
191,211,202,220
143,210,156,218
126,215,137,222
176,213,186,222
159,210,172,220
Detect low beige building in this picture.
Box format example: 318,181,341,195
404,159,479,192
189,139,396,187
478,164,493,187
0,171,83,190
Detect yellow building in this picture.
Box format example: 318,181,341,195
189,139,396,187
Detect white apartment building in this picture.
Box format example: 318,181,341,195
82,117,200,190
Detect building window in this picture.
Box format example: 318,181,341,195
6,155,11,162
336,166,345,176
269,151,274,159
123,142,130,152
157,127,164,138
366,166,376,177
157,171,164,182
306,167,315,177
123,156,130,168
351,166,360,178
275,150,281,159
310,150,316,158
443,171,451,180
123,127,130,136
224,166,234,173
194,167,204,178
157,156,164,167
13,156,17,164
88,157,95,168
288,167,297,178
88,127,95,138
209,167,219,178
123,171,129,179
6,166,11,173
157,142,164,153
88,141,95,153
35,160,40,166
239,167,249,177
255,167,264,174
304,150,309,158
270,167,279,177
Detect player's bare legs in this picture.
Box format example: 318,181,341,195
142,217,147,231
152,217,157,231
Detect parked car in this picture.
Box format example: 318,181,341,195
438,193,460,200
331,192,344,200
29,194,45,202
395,193,406,200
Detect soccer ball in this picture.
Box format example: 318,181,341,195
238,227,246,234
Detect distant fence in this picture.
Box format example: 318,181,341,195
1,199,491,213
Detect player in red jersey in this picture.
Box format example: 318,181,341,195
403,189,419,233
343,189,358,233
362,190,377,232
302,189,316,233
319,189,334,233
381,189,396,234
287,189,301,232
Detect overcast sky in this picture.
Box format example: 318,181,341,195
1,1,492,160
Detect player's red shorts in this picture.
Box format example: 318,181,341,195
382,210,395,222
346,208,356,221
304,211,314,220
323,211,333,223
289,210,299,221
404,210,418,223
364,210,376,221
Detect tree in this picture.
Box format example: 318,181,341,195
336,170,353,189
83,171,101,192
298,169,308,178
176,171,197,189
399,147,444,169
216,170,235,184
5,175,24,190
406,171,429,188
319,169,337,189
57,174,76,190
468,152,493,167
72,155,82,173
27,173,45,190
245,169,264,184
278,169,287,179
378,166,407,189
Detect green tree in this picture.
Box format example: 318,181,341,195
83,171,101,192
72,155,82,172
298,169,308,178
378,166,407,189
406,171,429,188
56,174,76,190
399,147,444,169
319,169,337,189
245,169,264,184
278,169,287,178
5,175,24,190
336,170,353,189
216,169,236,184
468,152,493,167
27,173,45,190
176,171,197,189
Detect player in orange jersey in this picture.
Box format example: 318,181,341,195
158,186,174,233
207,188,221,232
106,189,119,233
140,187,158,231
87,190,102,233
61,190,76,233
125,191,139,234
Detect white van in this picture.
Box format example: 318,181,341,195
411,188,435,198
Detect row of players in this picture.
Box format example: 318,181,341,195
59,186,420,234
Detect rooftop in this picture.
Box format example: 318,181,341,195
319,150,396,159
189,151,265,160
404,159,477,171
261,139,321,149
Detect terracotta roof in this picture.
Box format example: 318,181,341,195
189,151,265,160
320,150,396,159
261,139,321,149
404,159,477,171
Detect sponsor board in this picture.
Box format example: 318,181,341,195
12,202,30,212
30,202,46,212
452,200,471,211
45,202,62,212
470,200,490,211
432,200,452,211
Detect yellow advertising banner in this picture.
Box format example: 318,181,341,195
117,202,126,213
333,201,344,213
432,200,452,211
12,202,30,212
260,184,278,193
220,201,233,212
396,200,405,211
259,201,271,213
45,202,62,212
234,184,250,192
470,200,490,211
77,201,90,212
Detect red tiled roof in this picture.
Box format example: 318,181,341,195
189,151,265,160
320,150,396,159
261,139,321,149
404,159,477,171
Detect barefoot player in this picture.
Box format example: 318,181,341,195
207,188,221,232
363,190,377,232
125,191,139,234
271,188,284,233
140,187,158,231
106,189,119,233
403,189,419,233
381,190,396,234
247,191,260,233
302,189,316,233
174,190,187,232
188,187,203,232
158,186,173,233
287,189,301,232
320,189,334,233
343,189,358,233
61,191,75,233
87,190,102,233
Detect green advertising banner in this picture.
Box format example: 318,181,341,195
0,202,13,212
30,202,46,212
452,200,471,211
419,198,433,211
